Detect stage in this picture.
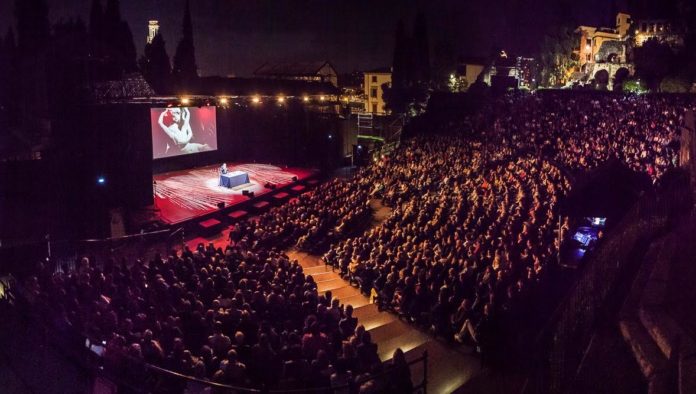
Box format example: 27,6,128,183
153,163,317,225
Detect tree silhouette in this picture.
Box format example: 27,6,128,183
139,33,171,94
173,0,198,84
391,20,408,90
413,12,430,84
634,38,675,91
94,0,137,74
89,0,104,42
14,0,50,54
103,0,121,47
116,21,137,71
0,29,18,124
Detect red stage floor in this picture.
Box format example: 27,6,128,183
153,163,316,225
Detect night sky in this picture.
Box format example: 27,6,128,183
0,0,668,77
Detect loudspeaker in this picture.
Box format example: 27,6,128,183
292,176,298,181
217,202,225,209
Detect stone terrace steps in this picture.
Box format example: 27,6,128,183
289,247,480,393
619,233,696,394
183,200,482,393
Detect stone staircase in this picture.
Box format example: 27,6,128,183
619,234,696,394
288,250,481,394
186,198,482,393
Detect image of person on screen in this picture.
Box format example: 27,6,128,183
158,108,210,155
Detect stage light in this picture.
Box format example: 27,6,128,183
319,95,326,101
277,96,285,103
303,96,310,102
97,176,106,185
252,96,261,104
328,134,333,139
181,97,190,105
219,97,229,105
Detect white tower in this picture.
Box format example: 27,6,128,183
147,20,160,44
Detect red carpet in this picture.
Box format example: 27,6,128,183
153,163,316,224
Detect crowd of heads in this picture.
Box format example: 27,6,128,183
22,91,695,389
325,137,569,353
229,178,372,252
25,243,410,392
480,92,691,183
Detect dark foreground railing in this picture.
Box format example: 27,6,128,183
133,350,428,394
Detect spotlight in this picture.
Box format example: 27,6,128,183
97,176,106,185
277,95,285,103
252,96,261,104
219,97,229,105
303,96,310,102
181,97,190,105
319,95,326,101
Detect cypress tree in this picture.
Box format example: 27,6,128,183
89,0,104,41
117,21,138,72
139,33,171,94
173,0,198,83
392,20,407,90
103,0,121,47
14,0,50,53
413,12,431,84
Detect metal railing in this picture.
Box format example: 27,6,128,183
132,350,428,394
0,227,183,279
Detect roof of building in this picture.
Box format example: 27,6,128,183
253,61,336,77
365,67,391,74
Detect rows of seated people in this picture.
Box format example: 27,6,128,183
321,93,690,359
24,244,412,392
483,92,691,182
22,92,693,388
229,178,373,253
324,137,569,358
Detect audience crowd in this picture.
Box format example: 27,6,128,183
26,244,409,392
21,92,694,391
